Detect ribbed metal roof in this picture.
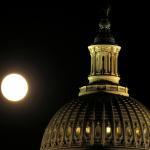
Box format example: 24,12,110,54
41,93,150,150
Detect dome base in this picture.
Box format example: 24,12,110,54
79,84,129,97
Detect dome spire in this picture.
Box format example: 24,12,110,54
88,7,120,85
94,6,115,44
79,7,129,97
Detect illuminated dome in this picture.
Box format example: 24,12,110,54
40,7,150,150
41,93,150,150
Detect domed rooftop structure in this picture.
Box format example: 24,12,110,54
40,7,150,150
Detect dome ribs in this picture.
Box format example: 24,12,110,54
135,100,150,125
127,98,144,146
94,95,103,142
69,100,85,145
110,96,115,146
41,94,150,150
82,97,95,145
104,95,114,145
113,95,126,146
117,97,132,146
132,99,150,147
63,101,80,145
121,97,136,146
79,98,89,146
51,102,74,147
56,102,73,145
41,103,70,149
101,98,105,145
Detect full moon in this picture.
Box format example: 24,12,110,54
1,73,28,102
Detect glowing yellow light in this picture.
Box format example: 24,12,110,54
86,126,91,134
116,127,122,137
143,128,148,139
76,127,81,136
106,126,111,135
135,128,141,138
66,127,71,137
126,127,132,137
1,73,28,101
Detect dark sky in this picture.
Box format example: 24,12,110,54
0,2,150,150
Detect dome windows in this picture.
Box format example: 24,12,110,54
126,127,132,138
116,126,122,138
45,121,150,148
75,127,81,137
66,126,72,138
143,128,147,135
86,126,91,135
135,127,141,139
106,126,112,137
115,122,122,139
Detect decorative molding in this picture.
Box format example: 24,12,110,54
79,84,129,97
88,75,120,84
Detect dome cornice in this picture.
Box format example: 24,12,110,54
79,84,129,97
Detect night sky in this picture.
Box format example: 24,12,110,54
0,2,150,150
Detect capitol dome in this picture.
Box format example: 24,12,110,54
40,8,150,150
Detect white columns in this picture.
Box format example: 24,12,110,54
88,45,121,84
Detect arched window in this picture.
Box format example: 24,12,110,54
75,127,81,137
